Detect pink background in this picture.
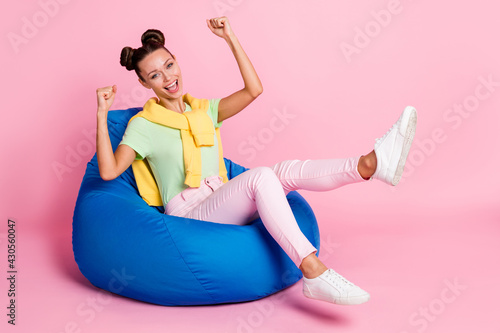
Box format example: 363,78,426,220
2,0,499,332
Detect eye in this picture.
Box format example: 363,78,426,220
151,73,159,79
167,62,173,69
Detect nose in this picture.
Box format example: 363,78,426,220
163,71,171,83
160,68,172,80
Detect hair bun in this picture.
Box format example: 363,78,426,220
120,46,135,70
141,29,165,46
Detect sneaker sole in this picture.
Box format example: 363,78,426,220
303,289,371,305
392,107,417,186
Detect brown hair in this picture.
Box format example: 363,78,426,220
120,29,172,81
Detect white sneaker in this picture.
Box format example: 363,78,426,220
303,269,370,305
372,106,417,186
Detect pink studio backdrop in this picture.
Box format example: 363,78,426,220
1,0,499,332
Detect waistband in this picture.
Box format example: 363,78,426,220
165,175,223,217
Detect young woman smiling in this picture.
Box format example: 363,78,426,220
95,17,417,306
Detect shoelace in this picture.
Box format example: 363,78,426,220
375,119,400,145
324,269,355,292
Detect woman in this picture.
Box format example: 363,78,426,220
96,17,417,306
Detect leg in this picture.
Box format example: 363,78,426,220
267,155,373,305
246,152,377,225
181,167,370,305
269,104,418,193
265,154,374,278
270,154,372,197
182,166,318,268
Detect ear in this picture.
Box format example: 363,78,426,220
172,54,176,61
138,77,151,89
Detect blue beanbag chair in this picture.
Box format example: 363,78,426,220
72,106,321,306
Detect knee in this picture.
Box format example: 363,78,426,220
247,167,281,189
247,166,286,197
251,166,277,180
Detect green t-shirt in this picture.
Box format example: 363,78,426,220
119,98,223,207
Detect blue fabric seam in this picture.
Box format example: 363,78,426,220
158,217,218,304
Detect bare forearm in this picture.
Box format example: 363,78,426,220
96,111,117,180
225,34,263,97
207,17,262,121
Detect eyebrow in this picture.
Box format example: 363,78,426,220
147,58,171,76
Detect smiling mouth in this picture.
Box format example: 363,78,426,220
164,80,179,92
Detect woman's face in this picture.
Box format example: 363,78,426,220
138,48,183,100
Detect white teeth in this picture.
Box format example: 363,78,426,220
166,80,177,89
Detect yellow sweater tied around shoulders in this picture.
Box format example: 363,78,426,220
126,93,228,206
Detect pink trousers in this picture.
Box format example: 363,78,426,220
165,157,368,267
